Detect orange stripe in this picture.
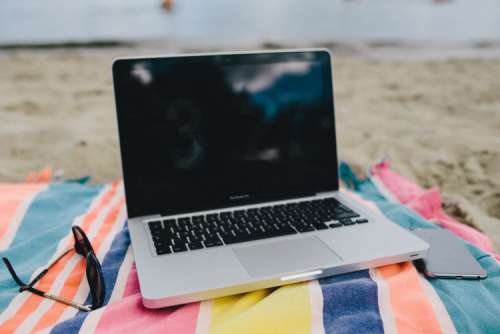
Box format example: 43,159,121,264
0,183,120,333
25,167,52,183
378,262,442,334
32,198,126,332
0,184,45,242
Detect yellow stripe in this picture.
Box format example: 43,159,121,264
209,282,312,334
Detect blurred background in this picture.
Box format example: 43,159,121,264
0,0,499,247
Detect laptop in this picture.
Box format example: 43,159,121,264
112,49,428,308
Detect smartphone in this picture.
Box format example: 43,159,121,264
412,228,487,279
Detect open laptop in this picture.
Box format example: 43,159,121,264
112,49,428,308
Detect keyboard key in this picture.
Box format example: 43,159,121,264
336,212,360,220
148,221,162,231
220,212,232,218
207,215,218,222
329,223,343,228
340,219,355,225
296,225,315,232
172,243,188,253
163,219,175,225
192,216,204,222
153,240,167,248
156,246,171,255
234,210,245,217
188,242,204,250
204,238,223,248
339,204,353,212
355,218,369,224
313,223,328,230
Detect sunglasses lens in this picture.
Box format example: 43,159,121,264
72,226,94,256
86,252,105,309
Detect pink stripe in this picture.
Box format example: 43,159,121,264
370,160,500,261
123,264,140,297
94,264,200,334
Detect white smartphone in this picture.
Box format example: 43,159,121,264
412,228,487,280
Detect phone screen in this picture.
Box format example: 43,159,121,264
412,228,487,279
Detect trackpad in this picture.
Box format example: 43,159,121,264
233,236,342,278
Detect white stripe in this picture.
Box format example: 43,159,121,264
308,280,324,334
78,246,134,334
0,185,113,326
195,300,213,334
340,188,381,214
108,246,134,303
0,290,31,326
0,184,48,251
37,326,53,334
78,306,107,334
369,175,399,203
418,274,457,334
369,268,398,334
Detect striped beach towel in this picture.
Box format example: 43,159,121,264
0,162,499,333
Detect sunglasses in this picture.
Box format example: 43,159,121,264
2,226,105,312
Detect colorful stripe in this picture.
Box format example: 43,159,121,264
308,280,325,334
377,263,442,333
417,275,457,334
208,283,312,334
25,167,52,183
0,183,47,251
369,268,397,333
320,270,384,334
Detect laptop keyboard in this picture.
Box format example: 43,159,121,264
147,197,368,255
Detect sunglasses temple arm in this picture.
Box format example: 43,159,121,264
28,249,72,287
46,249,72,271
2,257,27,287
18,284,92,312
42,292,92,312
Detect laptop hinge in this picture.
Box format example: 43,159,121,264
132,214,161,222
315,191,336,196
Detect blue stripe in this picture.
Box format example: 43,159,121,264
50,223,130,334
320,270,384,334
0,182,103,313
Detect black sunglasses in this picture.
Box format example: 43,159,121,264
2,226,105,312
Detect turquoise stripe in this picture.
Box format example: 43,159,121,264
0,182,103,313
339,161,500,334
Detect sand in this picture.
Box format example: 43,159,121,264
0,48,499,250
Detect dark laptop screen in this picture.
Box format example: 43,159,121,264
113,50,338,218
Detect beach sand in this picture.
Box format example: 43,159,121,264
0,49,499,249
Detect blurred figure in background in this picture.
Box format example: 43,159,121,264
162,0,174,12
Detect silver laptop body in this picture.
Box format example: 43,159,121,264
112,49,428,308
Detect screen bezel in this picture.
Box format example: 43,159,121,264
112,49,339,218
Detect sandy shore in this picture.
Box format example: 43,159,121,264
0,48,499,249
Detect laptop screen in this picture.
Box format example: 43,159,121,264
113,50,338,218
